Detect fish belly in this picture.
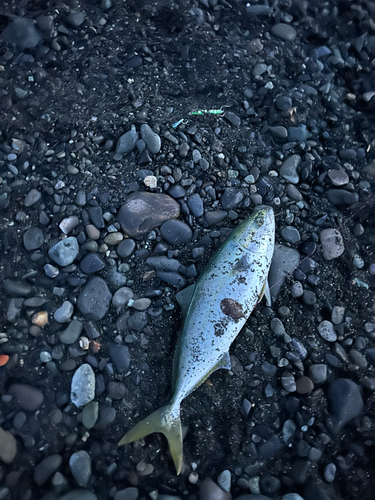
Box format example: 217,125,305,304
173,240,270,402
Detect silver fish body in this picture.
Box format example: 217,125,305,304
119,207,275,474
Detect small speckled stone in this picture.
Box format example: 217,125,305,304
71,364,95,407
318,320,337,342
320,228,345,260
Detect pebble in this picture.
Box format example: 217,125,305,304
104,232,123,245
296,376,314,394
109,343,130,373
260,476,281,495
71,364,95,407
327,378,364,429
279,155,300,184
320,228,345,260
48,237,79,266
2,18,43,49
128,311,148,331
326,189,358,206
281,372,297,392
69,450,91,487
59,319,84,344
67,11,85,27
221,188,244,210
24,188,42,207
0,427,17,463
146,256,185,273
82,402,99,429
205,210,228,226
3,280,32,297
140,124,161,154
323,463,336,483
131,298,151,310
199,477,232,500
317,320,337,342
187,193,204,217
112,287,134,308
270,317,286,337
280,226,301,243
117,239,136,258
8,384,44,411
156,271,186,287
327,168,349,186
107,381,126,399
331,305,345,325
118,192,180,237
225,111,241,127
54,301,74,323
282,419,296,444
217,470,231,492
80,253,106,274
77,277,112,320
308,364,328,384
59,216,80,235
116,125,138,154
86,224,101,240
258,434,283,458
160,220,193,245
271,23,297,42
59,490,97,500
34,454,63,485
23,227,44,251
114,488,139,500
291,459,311,484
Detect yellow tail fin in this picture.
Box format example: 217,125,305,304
118,403,183,474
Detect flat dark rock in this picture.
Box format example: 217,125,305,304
118,192,180,237
77,277,112,320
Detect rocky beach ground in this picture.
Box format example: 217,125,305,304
0,1,375,500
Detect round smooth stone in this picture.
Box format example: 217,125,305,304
160,220,192,246
23,227,44,251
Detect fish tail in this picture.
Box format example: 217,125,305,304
118,403,183,474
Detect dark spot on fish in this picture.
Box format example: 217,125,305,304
220,298,246,321
213,322,226,337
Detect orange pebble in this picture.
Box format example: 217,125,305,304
0,354,9,367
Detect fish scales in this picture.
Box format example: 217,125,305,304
119,207,275,474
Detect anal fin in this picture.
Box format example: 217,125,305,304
259,279,272,307
214,351,231,371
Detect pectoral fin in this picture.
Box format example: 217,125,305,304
176,283,196,318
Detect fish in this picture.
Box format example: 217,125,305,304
118,206,275,474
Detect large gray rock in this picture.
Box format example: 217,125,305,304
118,192,180,237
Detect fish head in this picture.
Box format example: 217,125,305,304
236,206,275,255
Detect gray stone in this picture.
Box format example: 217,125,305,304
118,192,180,237
220,188,244,210
320,228,345,260
48,237,79,266
1,18,43,49
199,477,232,500
82,402,99,430
24,188,42,207
140,124,161,154
271,23,297,42
109,343,130,373
80,253,106,274
160,220,193,245
112,287,134,308
34,454,62,486
308,364,328,384
54,301,74,323
116,125,138,154
77,277,112,320
8,384,44,411
3,280,32,297
327,378,364,429
71,364,95,407
187,193,204,217
280,226,301,243
59,319,84,344
117,239,136,258
317,320,337,342
69,450,91,487
23,227,44,251
0,427,17,464
279,155,300,184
